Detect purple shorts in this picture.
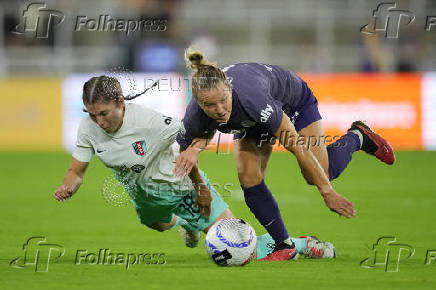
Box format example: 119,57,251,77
286,81,322,132
233,82,322,141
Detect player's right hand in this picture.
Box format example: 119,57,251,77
321,189,356,218
174,147,199,177
53,185,73,202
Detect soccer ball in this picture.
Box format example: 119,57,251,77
205,218,257,266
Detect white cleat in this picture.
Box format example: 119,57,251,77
300,236,336,259
179,228,200,248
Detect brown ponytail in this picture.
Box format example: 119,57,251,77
82,75,158,105
82,75,123,105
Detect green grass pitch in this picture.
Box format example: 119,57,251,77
1,151,435,290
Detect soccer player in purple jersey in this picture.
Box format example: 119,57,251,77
174,49,395,261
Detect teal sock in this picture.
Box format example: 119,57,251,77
256,234,308,259
170,215,190,230
291,237,308,254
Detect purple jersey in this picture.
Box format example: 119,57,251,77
176,63,308,149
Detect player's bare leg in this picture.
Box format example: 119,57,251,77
147,216,201,248
203,208,236,232
234,138,297,261
298,119,395,183
146,215,177,232
297,120,330,181
234,138,263,188
259,140,273,179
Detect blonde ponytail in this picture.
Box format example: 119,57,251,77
185,47,208,69
184,47,230,100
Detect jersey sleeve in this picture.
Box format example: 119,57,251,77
176,100,211,150
259,97,284,137
239,91,284,137
136,105,184,147
154,114,183,146
72,119,95,163
176,119,198,150
227,63,284,137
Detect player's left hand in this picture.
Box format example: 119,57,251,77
195,184,213,218
174,146,199,177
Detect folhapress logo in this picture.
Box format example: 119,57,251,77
10,2,65,38
260,104,274,123
9,237,65,272
361,2,415,38
360,236,415,272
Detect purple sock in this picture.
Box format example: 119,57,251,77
242,180,289,243
327,132,361,181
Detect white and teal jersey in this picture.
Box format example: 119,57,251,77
72,103,193,195
72,103,228,229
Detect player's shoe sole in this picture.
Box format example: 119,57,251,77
299,236,336,259
258,242,299,262
348,121,395,165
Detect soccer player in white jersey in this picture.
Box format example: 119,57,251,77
53,75,335,260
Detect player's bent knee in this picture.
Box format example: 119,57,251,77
238,173,263,188
146,223,170,232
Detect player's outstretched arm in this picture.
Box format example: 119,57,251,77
188,164,213,218
274,113,356,218
176,144,213,217
54,157,89,202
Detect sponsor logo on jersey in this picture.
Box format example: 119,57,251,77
132,140,146,156
130,164,145,173
163,115,172,125
96,148,106,154
260,104,274,123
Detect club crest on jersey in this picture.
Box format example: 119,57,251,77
132,140,146,156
